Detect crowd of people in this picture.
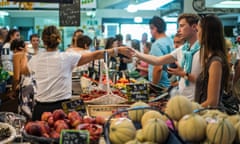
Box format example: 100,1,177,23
0,13,240,120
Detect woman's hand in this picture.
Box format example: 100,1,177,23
118,47,135,58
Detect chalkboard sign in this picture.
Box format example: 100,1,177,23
60,130,89,144
126,83,149,102
62,99,86,116
59,0,80,26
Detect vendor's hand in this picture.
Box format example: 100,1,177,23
118,47,132,58
167,63,185,77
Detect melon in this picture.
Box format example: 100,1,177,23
136,129,145,142
178,114,207,142
128,101,149,122
202,110,228,120
142,118,169,143
165,95,192,121
109,118,136,144
234,122,240,143
141,110,164,127
227,114,240,126
206,118,236,144
191,102,202,112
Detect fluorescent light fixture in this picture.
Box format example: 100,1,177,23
0,11,9,16
134,17,143,23
125,0,174,12
126,4,138,13
205,0,240,8
163,16,177,22
135,0,174,10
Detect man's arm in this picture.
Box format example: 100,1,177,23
152,65,163,85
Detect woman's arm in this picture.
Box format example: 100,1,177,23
134,50,175,65
201,61,222,107
77,47,131,66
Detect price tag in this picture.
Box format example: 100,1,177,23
62,99,86,116
60,130,89,144
126,83,149,102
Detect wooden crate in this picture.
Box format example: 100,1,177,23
86,105,130,118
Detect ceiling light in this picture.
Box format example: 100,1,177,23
126,4,138,13
0,11,9,16
134,17,143,23
205,0,240,8
135,0,174,10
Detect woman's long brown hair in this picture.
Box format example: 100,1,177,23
199,14,230,91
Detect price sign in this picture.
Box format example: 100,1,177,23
126,83,149,102
59,0,80,26
62,99,86,116
60,130,89,144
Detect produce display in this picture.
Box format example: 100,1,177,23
24,109,105,142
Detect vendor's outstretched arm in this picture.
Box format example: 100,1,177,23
133,50,175,65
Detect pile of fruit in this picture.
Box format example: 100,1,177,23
24,109,105,142
114,77,136,90
80,89,127,101
107,97,240,144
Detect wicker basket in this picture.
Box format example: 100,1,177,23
104,106,186,144
84,62,127,105
87,104,130,118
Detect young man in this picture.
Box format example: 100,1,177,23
148,16,174,89
29,34,44,55
132,13,201,101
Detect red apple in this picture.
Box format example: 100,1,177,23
68,111,83,127
26,122,42,136
83,116,94,124
52,109,67,121
50,130,60,139
95,116,106,125
36,121,50,134
47,116,54,127
41,112,52,121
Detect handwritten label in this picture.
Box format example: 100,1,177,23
60,130,89,144
62,99,86,116
59,0,80,26
126,83,149,102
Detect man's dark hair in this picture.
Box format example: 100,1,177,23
149,16,166,33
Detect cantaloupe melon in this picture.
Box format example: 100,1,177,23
206,118,236,144
227,114,240,126
141,110,164,127
165,95,192,121
234,121,240,143
178,114,207,142
128,101,149,122
136,129,145,142
109,118,136,144
142,118,169,143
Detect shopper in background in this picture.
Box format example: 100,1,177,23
28,34,45,56
148,16,174,89
115,34,131,71
29,25,131,120
194,14,230,107
136,42,151,79
127,39,140,72
104,37,119,69
125,34,132,47
233,36,240,99
169,33,185,87
12,39,35,119
70,29,84,48
66,35,92,73
129,13,201,101
140,32,148,53
2,29,20,72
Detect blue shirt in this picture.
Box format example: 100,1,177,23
148,37,174,88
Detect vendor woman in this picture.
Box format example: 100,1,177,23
29,25,131,120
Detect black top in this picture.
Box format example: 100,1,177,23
194,55,227,104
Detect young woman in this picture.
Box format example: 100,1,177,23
194,14,230,107
28,25,131,120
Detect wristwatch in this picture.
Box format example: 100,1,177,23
183,72,189,80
